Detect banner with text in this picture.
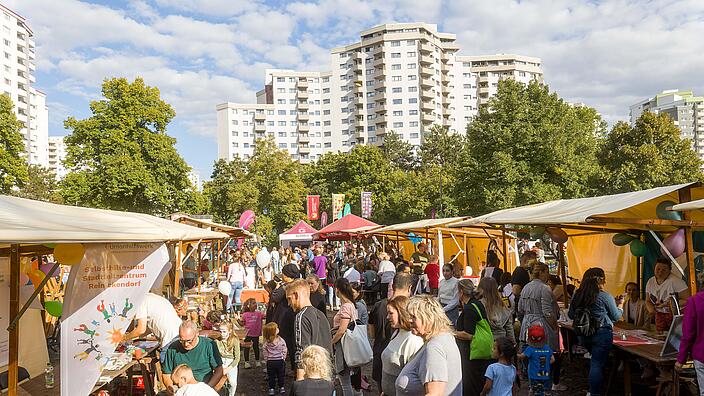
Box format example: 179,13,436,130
332,194,345,221
306,195,320,221
361,192,373,218
60,243,167,396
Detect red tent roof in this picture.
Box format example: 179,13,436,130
314,214,379,241
282,220,318,235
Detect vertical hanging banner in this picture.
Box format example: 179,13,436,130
361,192,373,218
320,212,328,228
332,194,345,220
306,195,320,221
61,243,167,396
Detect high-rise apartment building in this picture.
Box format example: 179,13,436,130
0,4,48,167
630,90,704,159
217,23,543,163
47,136,67,179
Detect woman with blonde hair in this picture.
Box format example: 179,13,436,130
290,345,335,395
395,295,462,395
381,295,424,396
477,277,516,344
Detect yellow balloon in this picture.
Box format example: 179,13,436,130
28,269,45,290
54,243,85,265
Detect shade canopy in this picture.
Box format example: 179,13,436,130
671,198,704,212
279,220,318,245
172,214,255,239
314,214,379,241
451,183,704,233
0,195,228,244
367,217,469,235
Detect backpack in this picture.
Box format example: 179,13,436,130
572,305,597,337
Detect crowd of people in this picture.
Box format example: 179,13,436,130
122,238,704,396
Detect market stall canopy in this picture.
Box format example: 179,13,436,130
0,195,228,244
671,198,704,212
366,217,469,235
451,183,704,234
172,214,255,239
279,220,318,244
314,214,379,241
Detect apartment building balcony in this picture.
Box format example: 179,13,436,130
420,90,434,101
419,42,434,54
376,67,387,78
420,78,434,88
376,126,387,136
421,113,435,124
373,57,385,67
297,90,309,99
254,123,266,131
254,112,266,120
441,63,451,73
375,104,387,113
297,101,309,110
298,144,311,154
442,42,461,52
375,115,387,124
420,67,434,77
373,79,385,90
420,57,433,66
298,133,310,143
297,79,309,89
352,81,364,92
297,112,309,122
478,86,490,95
375,92,387,102
421,101,434,112
298,123,310,132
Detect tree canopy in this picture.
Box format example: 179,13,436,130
0,94,28,193
61,77,199,215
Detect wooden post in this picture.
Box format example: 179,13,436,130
463,235,469,275
174,241,182,296
679,188,697,294
558,242,569,308
197,243,202,292
216,240,221,274
8,244,20,396
501,226,509,272
636,255,642,299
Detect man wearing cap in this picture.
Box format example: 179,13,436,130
269,263,300,370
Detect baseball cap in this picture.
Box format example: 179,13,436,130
282,264,300,279
528,324,545,343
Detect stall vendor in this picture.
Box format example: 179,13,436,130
645,258,690,331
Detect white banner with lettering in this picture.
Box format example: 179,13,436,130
60,243,167,396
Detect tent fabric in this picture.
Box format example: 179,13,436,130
172,214,254,238
0,195,228,244
452,183,695,229
672,198,704,211
314,214,379,241
566,233,636,296
369,217,469,234
282,220,318,235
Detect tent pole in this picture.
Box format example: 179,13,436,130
197,243,202,292
463,235,468,271
395,232,400,257
680,188,697,294
501,226,508,272
217,240,221,274
8,244,20,396
558,242,568,308
636,255,642,299
174,242,182,296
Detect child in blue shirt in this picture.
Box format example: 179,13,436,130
481,337,519,396
519,324,555,396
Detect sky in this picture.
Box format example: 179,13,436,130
6,0,704,180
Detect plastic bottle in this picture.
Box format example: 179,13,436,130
44,362,54,388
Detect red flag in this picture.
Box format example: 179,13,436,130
307,195,320,220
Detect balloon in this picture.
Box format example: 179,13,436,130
629,239,648,257
407,232,422,245
217,281,232,296
54,243,85,265
19,272,29,286
612,233,635,246
656,200,683,221
239,210,255,230
320,212,328,228
44,301,63,318
256,249,271,269
40,262,60,277
28,269,46,290
546,227,568,244
661,229,686,258
529,227,545,240
343,203,351,216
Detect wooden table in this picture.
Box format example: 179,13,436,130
612,342,679,396
91,343,159,395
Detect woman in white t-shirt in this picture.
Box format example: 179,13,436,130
381,295,424,396
377,252,396,300
645,258,690,331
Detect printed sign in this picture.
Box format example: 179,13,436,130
361,192,373,218
331,194,345,221
306,195,320,221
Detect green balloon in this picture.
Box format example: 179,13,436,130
629,239,648,257
612,233,635,246
656,200,682,221
44,300,62,318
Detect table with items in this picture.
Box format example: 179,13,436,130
91,339,160,395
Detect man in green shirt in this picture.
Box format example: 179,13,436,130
161,320,223,394
410,242,430,275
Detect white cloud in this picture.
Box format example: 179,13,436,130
153,0,259,17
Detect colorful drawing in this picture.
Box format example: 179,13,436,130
97,300,111,323
74,323,100,337
120,298,133,318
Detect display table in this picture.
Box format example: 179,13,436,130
241,288,269,303
91,340,160,395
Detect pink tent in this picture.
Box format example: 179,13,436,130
279,220,318,247
313,214,379,241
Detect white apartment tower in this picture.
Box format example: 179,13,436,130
630,90,704,159
0,5,48,167
217,23,543,162
47,135,67,179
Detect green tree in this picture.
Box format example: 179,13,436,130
457,79,604,214
599,111,703,193
13,165,61,202
0,94,28,193
60,77,195,215
381,131,417,171
203,159,259,225
418,125,464,217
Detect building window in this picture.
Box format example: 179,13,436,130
408,75,417,81
244,143,250,148
393,111,403,116
231,131,238,136
410,121,419,127
391,53,401,58
392,76,402,82
277,77,285,82
277,88,285,93
409,110,418,115
232,142,239,147
243,132,249,137
392,87,402,93
407,52,416,57
391,64,401,70
390,41,401,47
231,120,238,125
279,132,286,137
278,121,286,126
393,99,402,104
324,142,332,148
407,63,416,69
406,40,415,45
279,143,287,148
410,133,419,138
409,98,418,104
277,99,285,104
408,86,418,92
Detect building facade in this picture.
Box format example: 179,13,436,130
47,135,67,179
217,23,543,163
0,5,48,167
630,90,704,159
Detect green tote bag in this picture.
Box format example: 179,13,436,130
469,302,494,360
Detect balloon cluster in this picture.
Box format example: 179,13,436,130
528,226,568,243
612,200,685,258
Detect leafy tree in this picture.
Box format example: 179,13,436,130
203,159,259,225
457,79,604,215
0,94,28,193
418,125,464,217
13,165,61,203
599,111,703,193
61,77,195,215
381,131,417,171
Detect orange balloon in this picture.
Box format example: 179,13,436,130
28,269,45,290
54,243,85,265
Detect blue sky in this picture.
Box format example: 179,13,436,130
7,0,704,180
